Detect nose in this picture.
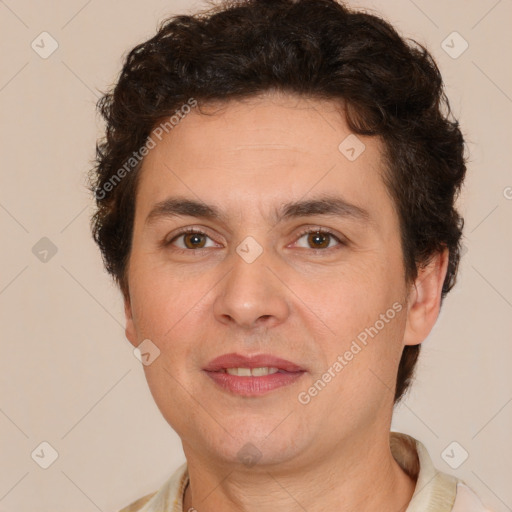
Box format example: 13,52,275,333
213,247,291,330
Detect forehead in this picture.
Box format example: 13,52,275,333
134,92,394,228
148,93,376,166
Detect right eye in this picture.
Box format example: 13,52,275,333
166,228,220,251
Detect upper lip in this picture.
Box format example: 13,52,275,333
203,353,305,372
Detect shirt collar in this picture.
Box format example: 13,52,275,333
135,432,459,512
390,431,459,512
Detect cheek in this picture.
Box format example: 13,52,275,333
128,259,201,339
297,263,391,330
298,259,407,375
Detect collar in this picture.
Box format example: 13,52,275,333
122,431,460,512
390,431,458,512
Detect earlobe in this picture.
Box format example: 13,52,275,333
123,292,138,347
403,248,449,346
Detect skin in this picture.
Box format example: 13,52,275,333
123,91,449,511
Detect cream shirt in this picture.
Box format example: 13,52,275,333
119,432,490,512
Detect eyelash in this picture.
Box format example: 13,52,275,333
165,227,346,254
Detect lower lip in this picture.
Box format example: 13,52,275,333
204,370,305,396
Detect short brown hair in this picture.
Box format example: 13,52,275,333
90,0,467,405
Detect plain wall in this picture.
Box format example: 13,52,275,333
1,0,511,510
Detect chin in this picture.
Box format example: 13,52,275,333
190,420,309,469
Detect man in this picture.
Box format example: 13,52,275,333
90,0,490,510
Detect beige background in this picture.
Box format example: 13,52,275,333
1,0,511,510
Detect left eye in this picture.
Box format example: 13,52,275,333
294,230,342,250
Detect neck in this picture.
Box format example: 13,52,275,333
182,432,417,512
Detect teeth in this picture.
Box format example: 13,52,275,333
225,367,279,377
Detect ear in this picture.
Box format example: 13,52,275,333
123,290,138,347
403,247,449,346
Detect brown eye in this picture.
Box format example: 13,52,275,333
183,232,207,249
167,229,217,250
294,229,342,250
307,231,331,249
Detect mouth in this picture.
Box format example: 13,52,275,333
203,353,306,397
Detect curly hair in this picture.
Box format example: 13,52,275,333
89,0,466,405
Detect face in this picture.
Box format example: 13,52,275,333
124,92,438,472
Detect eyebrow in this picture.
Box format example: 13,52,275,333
145,194,371,227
